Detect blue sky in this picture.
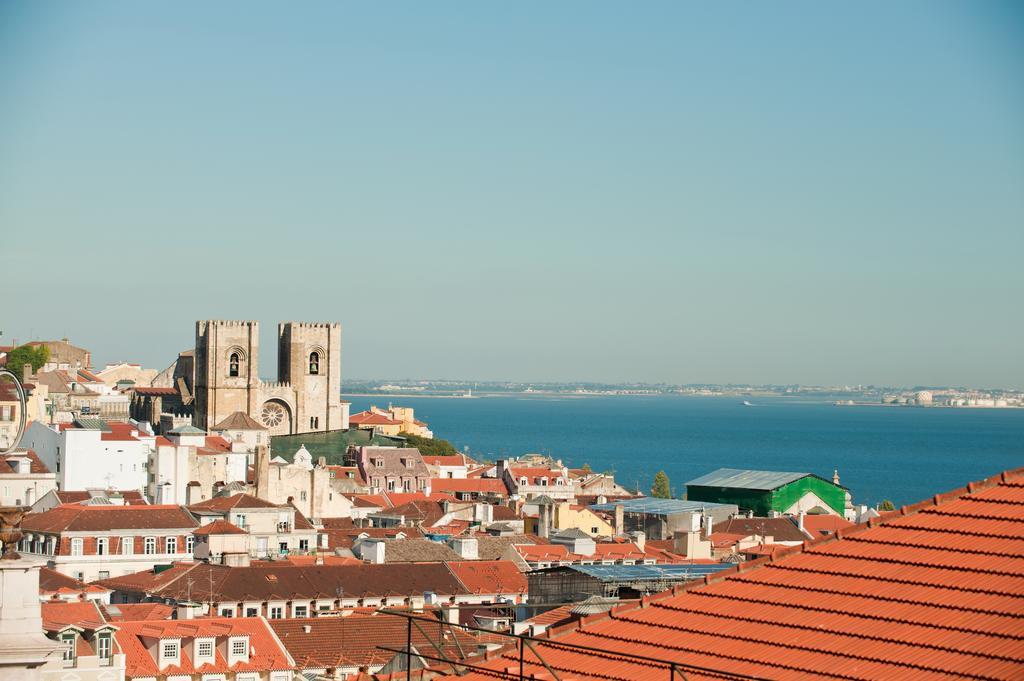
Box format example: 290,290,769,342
1,2,1022,387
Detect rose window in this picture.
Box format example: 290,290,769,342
261,402,285,428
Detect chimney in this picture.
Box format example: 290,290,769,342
674,513,712,560
450,537,479,560
176,602,202,619
254,445,270,500
797,511,806,534
303,624,312,634
629,531,645,552
318,456,327,468
538,503,551,539
703,513,713,537
613,503,624,536
495,459,506,481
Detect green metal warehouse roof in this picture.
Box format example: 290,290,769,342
686,468,812,491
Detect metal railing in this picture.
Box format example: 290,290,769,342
377,605,773,681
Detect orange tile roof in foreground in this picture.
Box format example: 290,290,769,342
422,467,1024,681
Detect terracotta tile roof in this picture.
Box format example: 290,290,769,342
713,515,809,543
350,411,402,426
23,504,197,533
384,491,456,507
375,537,462,563
1,449,50,474
194,519,247,535
359,446,431,480
99,561,471,603
131,386,179,396
508,466,568,483
38,567,101,595
114,617,293,677
429,478,509,495
471,535,539,561
801,513,855,539
422,455,466,467
189,493,281,511
99,421,143,442
271,612,477,669
54,489,148,505
211,410,267,431
267,555,363,567
373,499,447,527
524,603,580,629
350,493,390,509
326,465,366,484
427,467,1024,681
490,505,520,521
446,560,527,595
319,525,422,550
203,435,233,451
41,601,108,632
99,602,174,622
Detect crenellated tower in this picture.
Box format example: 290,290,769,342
277,321,342,433
193,320,261,431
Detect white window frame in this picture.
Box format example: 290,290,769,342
196,638,214,661
144,536,157,555
160,639,179,661
96,537,108,555
165,536,177,554
186,535,195,553
96,632,112,663
70,538,84,556
121,536,134,555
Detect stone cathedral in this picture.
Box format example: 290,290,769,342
191,320,344,436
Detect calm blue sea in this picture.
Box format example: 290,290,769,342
345,395,1024,508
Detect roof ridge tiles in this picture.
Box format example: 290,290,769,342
641,598,1024,657
844,533,1024,559
962,495,1024,507
764,562,1020,597
579,628,897,681
803,544,1024,577
583,619,1016,681
682,589,1024,641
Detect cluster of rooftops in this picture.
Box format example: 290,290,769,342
6,425,1022,680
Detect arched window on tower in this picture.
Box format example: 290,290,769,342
229,352,240,377
309,352,320,375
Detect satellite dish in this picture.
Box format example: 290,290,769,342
0,369,27,454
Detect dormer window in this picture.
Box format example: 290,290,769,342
229,352,240,377
61,632,76,667
229,636,249,662
555,478,564,487
374,458,384,467
96,632,112,665
309,352,320,375
519,477,528,486
160,639,180,666
195,637,214,662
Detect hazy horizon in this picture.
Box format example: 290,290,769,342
3,2,1022,388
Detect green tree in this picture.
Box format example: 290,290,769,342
651,470,671,499
4,344,49,380
878,499,896,512
399,431,460,458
